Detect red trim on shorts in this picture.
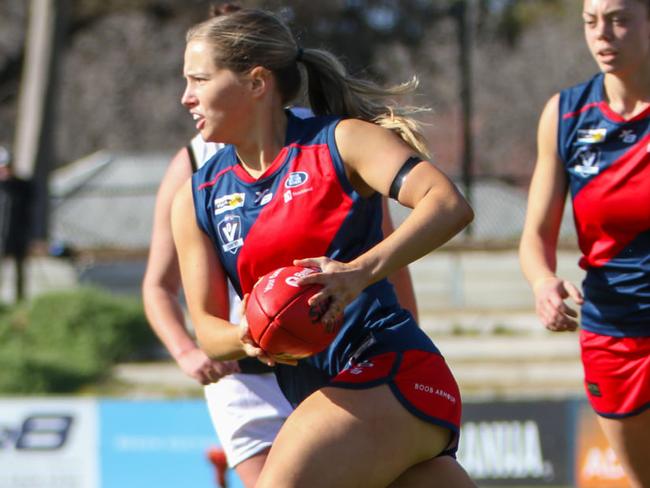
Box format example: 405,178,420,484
580,330,650,418
329,350,462,454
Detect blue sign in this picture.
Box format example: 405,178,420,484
99,399,244,488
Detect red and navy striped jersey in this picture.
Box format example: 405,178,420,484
558,73,650,336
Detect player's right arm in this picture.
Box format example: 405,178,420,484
171,180,250,360
519,94,583,332
142,148,238,383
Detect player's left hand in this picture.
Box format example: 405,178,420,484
293,256,365,327
176,347,240,385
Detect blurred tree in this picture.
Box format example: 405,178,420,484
477,0,565,46
0,0,589,181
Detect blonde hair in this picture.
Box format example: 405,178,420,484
187,9,431,157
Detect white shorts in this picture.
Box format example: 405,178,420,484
204,372,292,467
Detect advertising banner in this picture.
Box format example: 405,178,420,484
0,397,98,488
575,402,630,488
5,396,630,487
457,400,574,486
0,398,244,488
99,399,229,488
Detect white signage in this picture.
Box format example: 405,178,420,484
0,398,98,488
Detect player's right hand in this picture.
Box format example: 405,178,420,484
533,276,584,332
177,347,240,385
239,293,299,367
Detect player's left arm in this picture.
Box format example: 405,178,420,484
381,198,418,321
297,119,473,324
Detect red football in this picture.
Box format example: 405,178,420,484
245,266,342,359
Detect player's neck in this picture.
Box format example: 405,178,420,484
235,107,288,179
603,67,650,118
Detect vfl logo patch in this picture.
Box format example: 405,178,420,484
284,171,309,188
214,193,245,215
573,146,600,177
577,128,607,144
217,214,244,254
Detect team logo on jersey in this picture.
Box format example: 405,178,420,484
577,128,607,144
214,193,245,215
217,214,244,254
284,171,309,188
619,130,637,143
573,146,600,177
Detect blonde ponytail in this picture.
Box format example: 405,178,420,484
299,48,431,157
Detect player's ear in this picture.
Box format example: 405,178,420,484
248,66,272,98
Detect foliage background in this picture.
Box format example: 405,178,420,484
0,287,157,393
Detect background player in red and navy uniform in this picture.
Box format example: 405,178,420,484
520,1,650,486
172,8,475,488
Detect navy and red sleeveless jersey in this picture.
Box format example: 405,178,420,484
558,73,650,337
192,110,438,405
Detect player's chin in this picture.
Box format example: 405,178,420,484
199,126,220,144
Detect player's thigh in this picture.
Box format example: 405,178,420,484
387,455,476,488
234,449,268,488
597,409,650,488
256,384,454,488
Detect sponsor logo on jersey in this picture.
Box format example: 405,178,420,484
254,189,273,206
217,214,244,254
283,186,313,203
619,129,636,143
577,128,607,144
214,193,245,215
284,171,309,188
573,146,600,177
